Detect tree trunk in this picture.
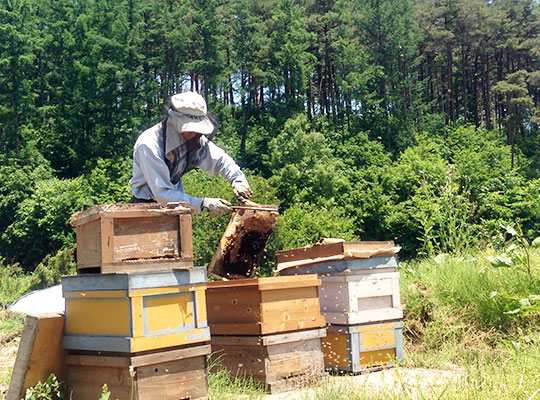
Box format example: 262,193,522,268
484,54,492,130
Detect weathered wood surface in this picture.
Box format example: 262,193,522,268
209,201,278,279
7,314,66,400
210,328,326,394
66,345,209,400
323,320,404,373
276,240,400,271
277,255,399,275
206,275,326,335
71,203,194,272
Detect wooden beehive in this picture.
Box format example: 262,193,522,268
210,328,326,394
206,275,326,335
277,240,402,325
323,320,403,373
66,343,211,400
62,268,209,353
70,203,193,273
318,271,403,325
209,202,279,279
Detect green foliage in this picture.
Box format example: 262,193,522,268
85,157,133,205
24,373,63,400
2,177,91,271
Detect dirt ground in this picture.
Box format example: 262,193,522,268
264,367,463,399
0,339,19,398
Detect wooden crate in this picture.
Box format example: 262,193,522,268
210,328,326,394
319,271,403,325
206,275,326,336
276,240,399,272
62,268,210,353
323,320,404,373
70,203,193,273
66,343,211,400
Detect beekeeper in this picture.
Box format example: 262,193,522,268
130,91,253,217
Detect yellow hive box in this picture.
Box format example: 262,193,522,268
323,320,403,373
62,268,209,353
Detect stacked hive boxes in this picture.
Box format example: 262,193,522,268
277,240,404,373
64,203,210,400
205,275,327,394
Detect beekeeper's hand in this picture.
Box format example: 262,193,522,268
232,178,253,203
202,198,233,218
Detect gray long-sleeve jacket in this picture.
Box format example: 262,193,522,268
130,121,246,213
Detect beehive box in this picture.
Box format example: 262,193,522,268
318,271,403,325
323,320,403,373
206,275,326,335
277,241,402,325
62,268,209,353
210,328,326,394
71,203,193,273
66,343,211,400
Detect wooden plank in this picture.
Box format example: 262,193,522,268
206,290,262,324
261,328,326,346
210,316,326,336
65,354,131,368
101,260,194,274
100,216,115,265
76,219,101,269
71,203,191,227
206,275,320,291
179,214,193,259
136,356,207,400
131,344,211,367
276,241,396,264
7,314,66,400
112,216,180,261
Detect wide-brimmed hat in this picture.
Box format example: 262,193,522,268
169,91,217,135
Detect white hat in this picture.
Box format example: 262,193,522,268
169,91,216,135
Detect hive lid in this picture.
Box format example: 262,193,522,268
61,266,206,293
276,239,400,272
70,202,191,227
206,274,321,291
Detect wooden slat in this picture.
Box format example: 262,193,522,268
179,214,193,260
261,328,326,346
7,314,66,400
76,219,101,269
131,344,211,367
209,316,327,336
100,217,115,265
206,275,320,291
100,260,193,274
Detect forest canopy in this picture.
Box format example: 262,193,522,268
0,0,539,274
